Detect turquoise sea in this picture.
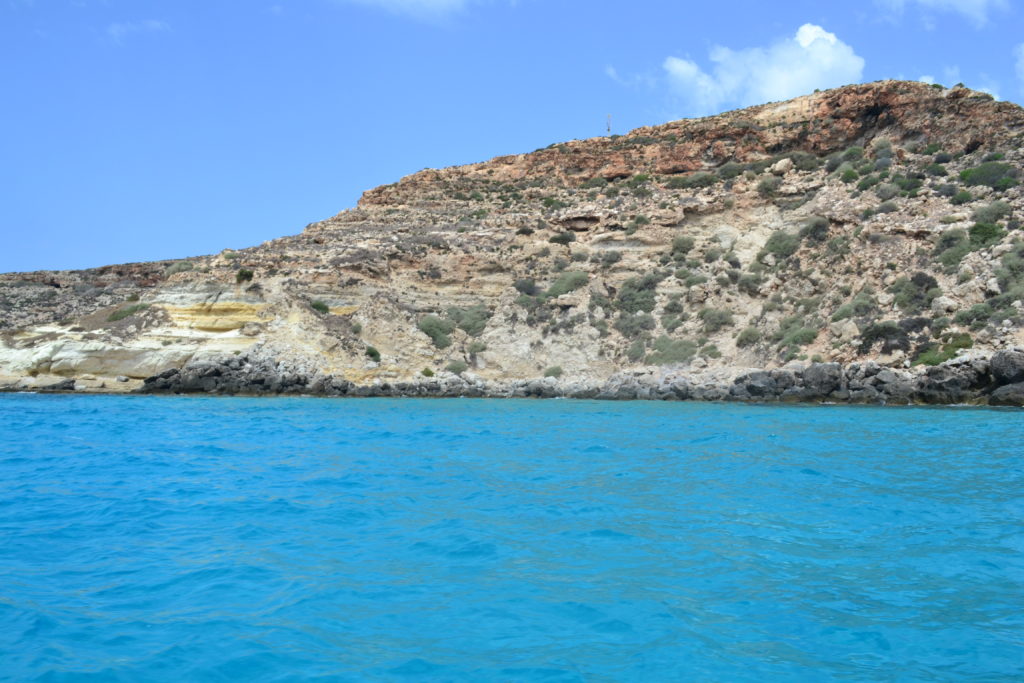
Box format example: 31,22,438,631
0,395,1022,681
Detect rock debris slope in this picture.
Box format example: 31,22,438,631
3,80,1024,403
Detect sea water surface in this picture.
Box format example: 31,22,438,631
0,395,1022,681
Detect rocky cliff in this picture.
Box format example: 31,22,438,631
4,80,1024,404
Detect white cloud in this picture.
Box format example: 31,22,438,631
107,20,170,43
918,75,936,84
662,24,865,116
877,0,1008,27
605,65,656,90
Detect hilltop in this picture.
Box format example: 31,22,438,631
3,80,1024,404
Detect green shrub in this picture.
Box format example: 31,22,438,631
858,174,882,191
698,307,734,333
890,273,940,314
646,336,698,365
995,243,1024,291
736,327,761,347
840,168,859,183
939,242,972,268
515,294,541,311
107,303,149,322
893,173,924,195
875,183,900,201
790,151,820,171
701,344,722,359
737,273,763,296
925,163,948,177
799,216,829,243
468,340,487,353
663,294,685,315
165,261,194,276
236,268,254,284
933,228,971,267
310,300,329,314
543,366,563,378
960,162,1017,190
877,201,899,214
446,360,468,375
832,290,876,320
541,197,567,209
546,270,588,298
421,368,435,377
418,315,456,348
972,201,1012,224
935,228,967,254
914,333,973,365
718,161,745,179
757,176,783,197
955,303,993,329
514,278,538,295
773,316,818,348
351,322,362,335
616,272,665,313
842,146,864,162
615,312,656,337
760,231,801,261
671,235,695,257
549,231,576,245
858,321,909,353
626,338,647,362
365,346,380,362
968,222,1006,248
447,304,492,336
951,190,973,205
599,251,622,268
582,177,608,189
684,274,708,287
667,172,717,190
661,314,683,332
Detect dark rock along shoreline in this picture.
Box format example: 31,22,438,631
128,349,1024,406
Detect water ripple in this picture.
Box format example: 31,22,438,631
0,395,1022,680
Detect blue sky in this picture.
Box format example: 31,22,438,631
2,0,1023,273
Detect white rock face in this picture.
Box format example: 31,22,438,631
932,296,957,313
771,158,794,175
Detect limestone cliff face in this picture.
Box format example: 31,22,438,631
2,80,1024,398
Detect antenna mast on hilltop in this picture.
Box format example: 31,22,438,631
607,114,612,135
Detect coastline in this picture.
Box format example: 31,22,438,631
5,349,1023,407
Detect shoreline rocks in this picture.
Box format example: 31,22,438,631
101,350,1024,407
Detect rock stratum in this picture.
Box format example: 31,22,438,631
4,80,1024,405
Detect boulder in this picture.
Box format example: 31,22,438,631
991,350,1024,386
731,371,778,400
771,158,793,175
41,378,76,391
990,383,1024,407
802,363,843,398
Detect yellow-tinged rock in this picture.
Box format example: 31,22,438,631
165,302,266,332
